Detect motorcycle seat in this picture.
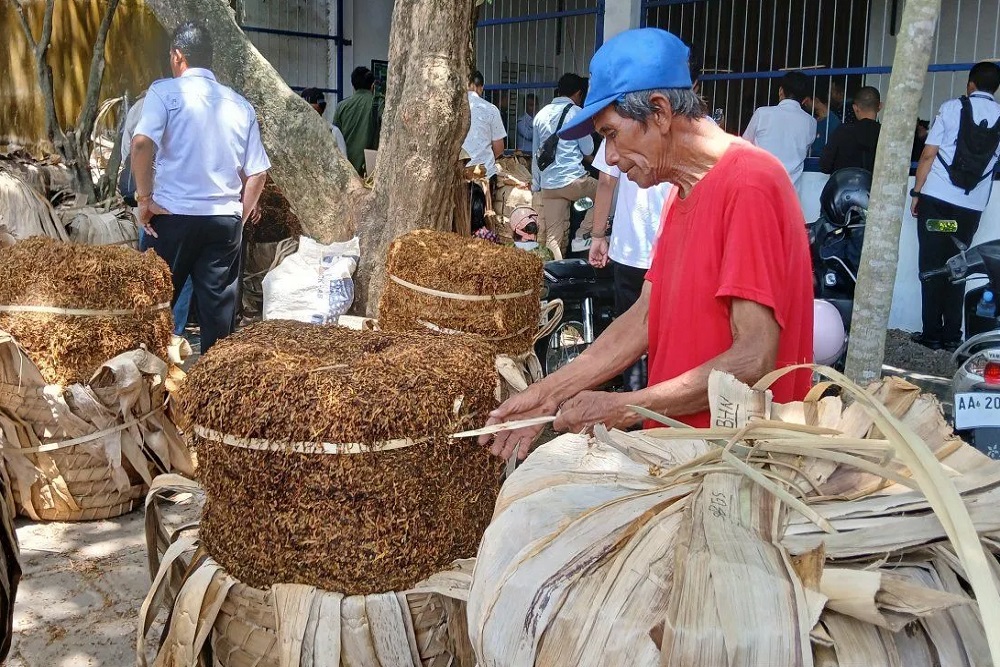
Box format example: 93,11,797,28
544,258,614,282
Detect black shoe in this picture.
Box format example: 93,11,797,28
941,339,962,353
910,332,942,350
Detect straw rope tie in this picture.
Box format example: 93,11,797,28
1,406,165,454
389,274,533,301
0,302,171,317
416,319,532,341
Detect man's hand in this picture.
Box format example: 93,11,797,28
910,196,919,218
478,383,559,461
246,203,262,225
553,390,638,433
138,198,172,238
588,236,609,268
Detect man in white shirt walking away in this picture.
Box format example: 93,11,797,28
131,21,271,354
462,71,507,186
743,71,817,187
516,94,537,153
532,73,597,259
910,61,1000,351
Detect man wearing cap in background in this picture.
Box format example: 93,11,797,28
481,28,814,461
532,73,598,259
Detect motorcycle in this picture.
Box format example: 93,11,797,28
529,197,618,377
808,168,871,368
920,239,1000,459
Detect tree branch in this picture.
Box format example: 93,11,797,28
11,0,37,51
77,0,122,136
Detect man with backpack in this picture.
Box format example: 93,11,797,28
532,73,597,259
911,61,1000,351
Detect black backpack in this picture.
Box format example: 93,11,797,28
535,104,573,172
937,95,1000,194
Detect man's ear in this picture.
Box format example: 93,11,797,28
648,91,673,129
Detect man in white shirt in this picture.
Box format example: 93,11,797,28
462,71,507,181
742,71,817,187
532,73,597,259
910,61,1000,350
516,93,537,153
131,21,271,353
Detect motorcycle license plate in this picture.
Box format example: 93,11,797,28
954,392,1000,429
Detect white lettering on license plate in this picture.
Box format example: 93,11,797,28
954,392,1000,430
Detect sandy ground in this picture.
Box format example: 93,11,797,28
9,492,200,667
3,327,959,666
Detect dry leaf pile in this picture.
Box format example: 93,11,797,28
243,175,302,243
469,370,1000,667
379,229,543,355
0,237,173,385
176,320,503,595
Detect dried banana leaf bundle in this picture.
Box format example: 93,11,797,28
176,320,503,595
0,237,173,386
469,370,1000,667
379,229,543,356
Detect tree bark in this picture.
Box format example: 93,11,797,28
142,0,366,245
144,0,473,314
356,0,473,310
843,0,941,385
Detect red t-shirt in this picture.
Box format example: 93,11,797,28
645,142,814,427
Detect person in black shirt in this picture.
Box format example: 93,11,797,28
819,86,882,173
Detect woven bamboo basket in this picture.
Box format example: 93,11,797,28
379,230,544,356
0,331,193,521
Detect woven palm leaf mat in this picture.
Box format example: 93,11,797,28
176,320,503,595
0,237,173,386
379,229,543,356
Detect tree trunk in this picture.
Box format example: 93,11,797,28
356,0,473,310
144,0,473,315
843,0,941,385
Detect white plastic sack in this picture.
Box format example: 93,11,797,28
262,236,360,323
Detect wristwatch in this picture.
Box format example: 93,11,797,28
910,188,921,198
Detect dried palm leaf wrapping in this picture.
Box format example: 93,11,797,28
0,237,174,386
0,332,193,521
0,168,67,242
379,229,543,356
468,372,1000,667
176,320,503,595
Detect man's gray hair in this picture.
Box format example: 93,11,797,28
612,88,706,123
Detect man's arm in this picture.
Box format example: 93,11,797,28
481,283,651,459
911,144,938,216
588,170,617,268
742,110,760,144
130,134,170,234
554,298,780,433
621,298,779,422
492,138,506,159
242,171,268,223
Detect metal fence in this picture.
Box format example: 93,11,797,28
475,0,605,148
641,0,1000,163
239,0,349,107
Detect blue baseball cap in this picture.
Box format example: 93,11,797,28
559,28,692,140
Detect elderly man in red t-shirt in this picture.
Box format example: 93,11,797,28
481,28,814,461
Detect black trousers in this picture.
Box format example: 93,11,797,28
613,261,648,392
147,213,242,354
916,194,982,342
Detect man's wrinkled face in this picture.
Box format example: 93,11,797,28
594,103,671,189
